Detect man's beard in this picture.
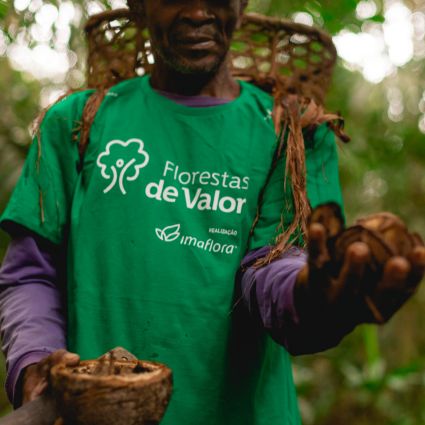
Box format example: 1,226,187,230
150,20,230,76
153,44,228,76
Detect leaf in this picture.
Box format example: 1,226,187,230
163,224,181,242
156,224,181,242
165,232,180,242
155,228,165,241
367,14,385,23
0,0,9,19
388,363,421,378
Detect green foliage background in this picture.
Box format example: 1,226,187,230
0,0,424,423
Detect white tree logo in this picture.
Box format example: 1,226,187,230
97,139,150,195
155,224,181,243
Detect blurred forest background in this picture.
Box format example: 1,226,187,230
0,0,424,423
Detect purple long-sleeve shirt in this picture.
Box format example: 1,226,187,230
0,90,353,407
0,234,67,406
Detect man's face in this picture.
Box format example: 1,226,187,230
143,0,245,75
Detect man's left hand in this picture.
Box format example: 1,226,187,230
295,210,425,325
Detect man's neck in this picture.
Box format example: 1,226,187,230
149,58,240,100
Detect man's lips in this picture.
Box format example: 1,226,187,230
173,33,219,50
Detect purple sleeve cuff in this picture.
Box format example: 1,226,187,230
241,248,306,349
240,247,356,355
0,234,66,406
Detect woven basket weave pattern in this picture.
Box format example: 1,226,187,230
230,14,336,104
85,10,337,105
85,10,153,88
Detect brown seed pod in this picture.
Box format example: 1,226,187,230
355,212,422,258
50,353,172,425
310,204,425,323
337,213,423,323
334,212,422,274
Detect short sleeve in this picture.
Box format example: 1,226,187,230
0,91,94,245
249,123,344,250
305,123,344,210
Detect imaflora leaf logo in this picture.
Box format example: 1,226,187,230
155,224,181,242
97,139,150,195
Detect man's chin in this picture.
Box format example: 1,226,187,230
161,52,226,76
173,62,220,76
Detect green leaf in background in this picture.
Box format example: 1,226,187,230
367,14,385,23
0,0,9,19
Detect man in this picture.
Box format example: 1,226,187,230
0,0,424,424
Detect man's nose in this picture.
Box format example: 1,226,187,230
180,0,215,25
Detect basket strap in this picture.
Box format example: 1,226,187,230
78,88,109,163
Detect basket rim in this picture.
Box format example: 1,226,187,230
84,8,336,53
241,12,336,51
51,359,172,387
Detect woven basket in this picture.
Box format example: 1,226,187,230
84,9,337,105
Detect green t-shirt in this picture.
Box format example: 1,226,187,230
1,76,343,424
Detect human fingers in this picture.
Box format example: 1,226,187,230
22,350,79,404
379,256,411,292
407,246,425,288
302,223,331,295
307,223,330,269
34,349,79,379
46,349,80,368
332,241,370,302
367,257,411,324
22,360,50,404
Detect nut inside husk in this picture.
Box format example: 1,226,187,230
50,355,172,425
310,203,424,323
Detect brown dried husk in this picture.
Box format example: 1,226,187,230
336,215,423,323
50,359,172,425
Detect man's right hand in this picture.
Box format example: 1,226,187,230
21,349,80,405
